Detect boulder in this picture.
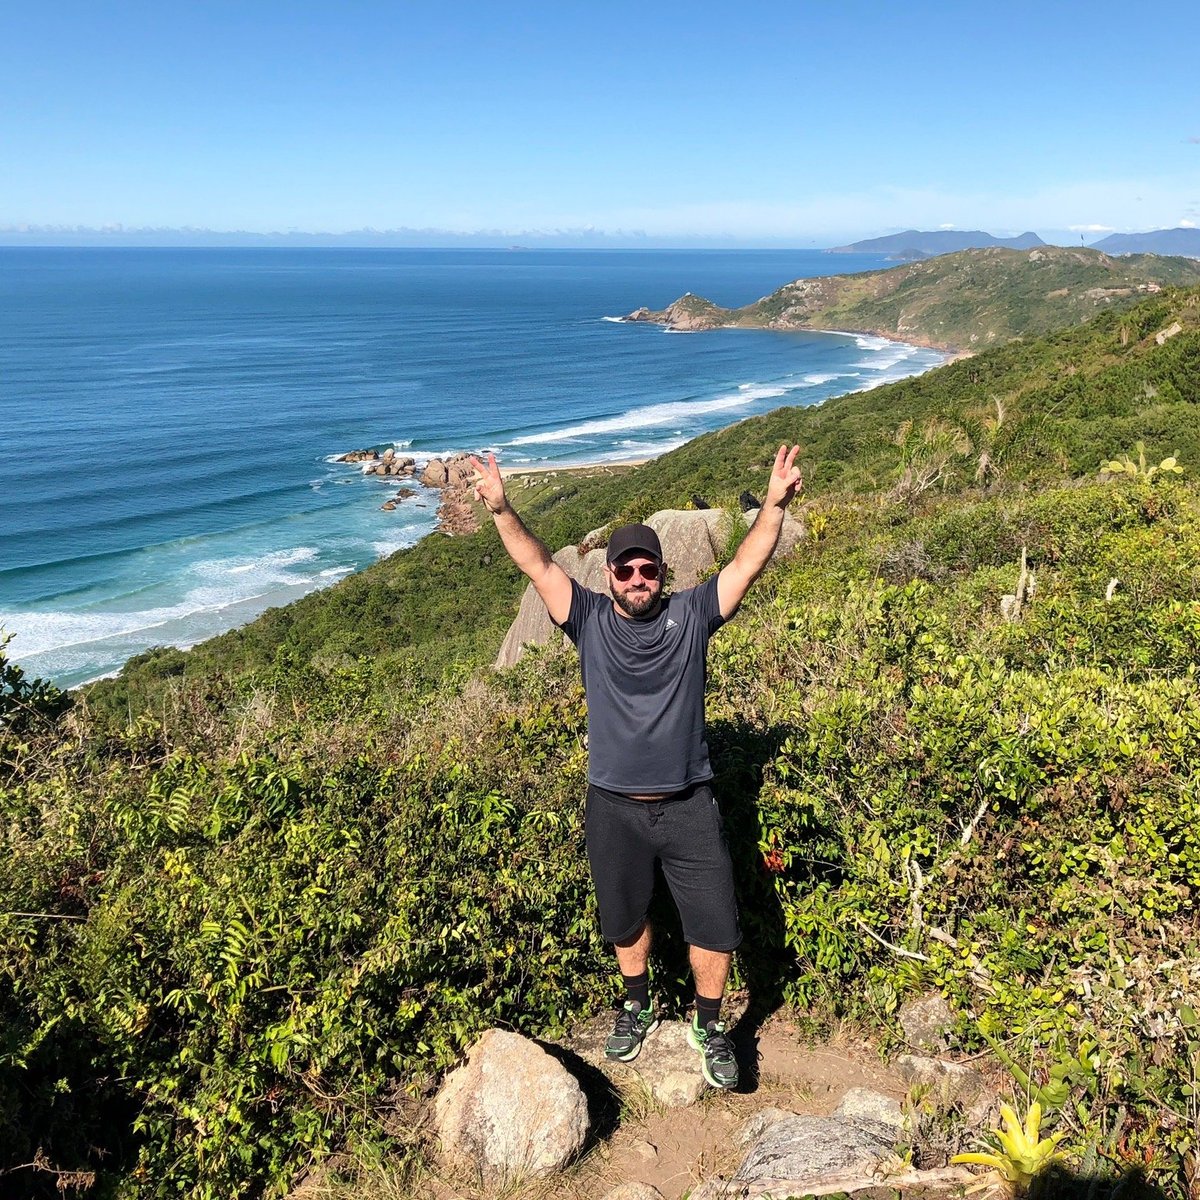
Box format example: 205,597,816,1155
567,1012,707,1108
741,508,805,560
736,1106,797,1145
627,1021,709,1108
649,508,729,584
833,1087,905,1131
446,453,477,486
494,546,603,669
380,500,397,511
421,458,449,487
382,447,395,462
578,523,612,555
433,1029,589,1184
898,993,955,1051
722,1113,898,1197
895,1053,984,1107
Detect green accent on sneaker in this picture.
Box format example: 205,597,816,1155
604,1000,659,1062
687,1017,738,1089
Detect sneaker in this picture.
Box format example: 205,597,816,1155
604,1001,659,1062
687,1017,738,1089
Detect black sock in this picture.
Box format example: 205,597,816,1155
622,972,650,1011
694,993,722,1029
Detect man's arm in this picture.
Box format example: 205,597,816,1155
470,453,574,626
716,444,803,620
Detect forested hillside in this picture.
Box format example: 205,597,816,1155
2,286,1200,1198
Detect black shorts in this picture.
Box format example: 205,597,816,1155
584,781,742,952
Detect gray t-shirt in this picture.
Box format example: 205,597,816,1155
556,575,726,794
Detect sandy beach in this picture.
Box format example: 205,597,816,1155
497,458,648,479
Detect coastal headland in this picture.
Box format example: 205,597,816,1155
622,245,1200,353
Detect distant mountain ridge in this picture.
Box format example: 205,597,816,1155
829,229,1047,259
1090,227,1200,257
624,246,1200,351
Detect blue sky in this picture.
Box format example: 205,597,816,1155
2,0,1198,244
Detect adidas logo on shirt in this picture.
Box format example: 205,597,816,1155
666,618,678,629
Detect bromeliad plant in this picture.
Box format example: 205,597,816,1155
953,1101,1065,1193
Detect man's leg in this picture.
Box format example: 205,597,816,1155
615,921,653,982
658,786,741,1089
687,945,738,1089
585,787,659,1060
690,945,731,1001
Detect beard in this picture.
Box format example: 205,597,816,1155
611,583,661,618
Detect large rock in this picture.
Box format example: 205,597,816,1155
833,1087,905,1131
741,508,805,560
711,1113,899,1198
898,992,955,1051
494,546,605,669
495,508,763,669
895,1053,984,1106
421,458,449,487
446,453,477,486
568,1012,708,1108
433,1029,589,1184
649,508,730,583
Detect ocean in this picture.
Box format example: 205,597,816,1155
0,248,945,687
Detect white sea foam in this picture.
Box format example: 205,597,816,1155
371,527,425,557
857,344,919,370
600,316,626,323
853,333,896,352
220,547,318,575
2,547,329,659
506,374,830,448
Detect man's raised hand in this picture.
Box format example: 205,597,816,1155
765,444,804,508
469,452,508,514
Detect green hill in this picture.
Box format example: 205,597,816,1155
4,287,1200,1197
624,246,1200,350
828,228,1047,257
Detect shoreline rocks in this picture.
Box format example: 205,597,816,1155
337,445,482,536
422,453,482,536
338,446,418,477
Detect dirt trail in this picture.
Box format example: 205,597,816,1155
423,1012,909,1200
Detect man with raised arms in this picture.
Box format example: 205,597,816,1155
471,446,803,1090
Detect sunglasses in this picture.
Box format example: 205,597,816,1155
609,561,661,582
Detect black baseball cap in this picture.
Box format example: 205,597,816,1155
605,523,663,563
